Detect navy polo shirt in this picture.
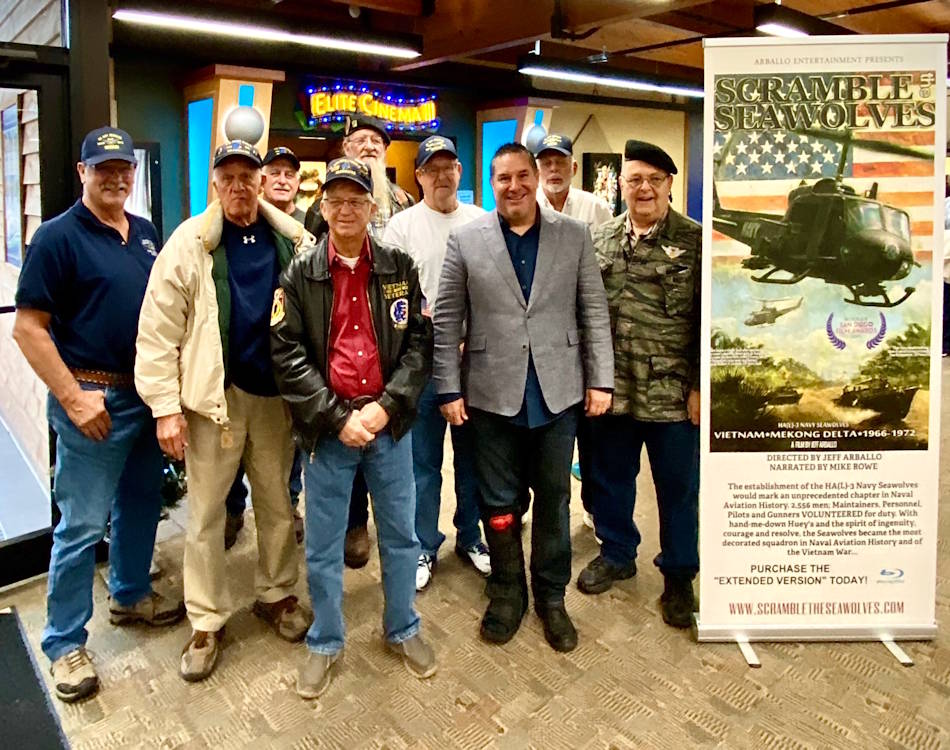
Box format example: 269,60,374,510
222,218,279,397
498,209,558,429
15,199,160,372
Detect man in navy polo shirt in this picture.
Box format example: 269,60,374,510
13,126,185,703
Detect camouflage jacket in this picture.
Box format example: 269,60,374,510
592,208,701,421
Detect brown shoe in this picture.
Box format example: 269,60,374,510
252,596,312,642
343,525,370,568
109,591,186,627
293,510,304,545
180,629,223,682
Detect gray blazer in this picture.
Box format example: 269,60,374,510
433,207,613,417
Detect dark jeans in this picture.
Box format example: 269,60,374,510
469,406,578,604
587,414,699,578
575,415,594,513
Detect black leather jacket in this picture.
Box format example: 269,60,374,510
270,235,432,451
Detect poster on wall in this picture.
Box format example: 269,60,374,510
582,152,622,216
698,34,946,642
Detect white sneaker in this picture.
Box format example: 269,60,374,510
416,553,435,591
456,541,491,577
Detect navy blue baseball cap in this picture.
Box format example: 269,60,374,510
213,140,262,168
415,136,458,168
534,133,573,157
323,158,373,194
80,127,137,166
344,114,392,145
262,146,300,170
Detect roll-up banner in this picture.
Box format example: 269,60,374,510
699,35,946,642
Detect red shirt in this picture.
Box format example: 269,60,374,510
327,237,385,401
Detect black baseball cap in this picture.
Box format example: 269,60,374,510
262,146,300,170
534,133,573,157
344,114,392,145
213,140,262,168
415,136,458,168
323,158,373,194
624,140,677,175
80,127,137,166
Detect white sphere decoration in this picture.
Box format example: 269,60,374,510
224,106,265,145
523,124,547,154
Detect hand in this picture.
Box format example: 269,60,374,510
62,387,111,440
157,413,189,460
339,411,375,447
440,398,468,426
585,388,612,417
687,389,700,426
358,401,390,434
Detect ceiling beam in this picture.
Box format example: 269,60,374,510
392,0,711,71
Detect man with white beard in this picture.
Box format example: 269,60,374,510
304,115,414,569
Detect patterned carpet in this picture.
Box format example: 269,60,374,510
1,365,947,749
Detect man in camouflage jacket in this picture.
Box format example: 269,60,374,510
576,140,701,629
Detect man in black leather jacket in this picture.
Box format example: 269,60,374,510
270,158,435,699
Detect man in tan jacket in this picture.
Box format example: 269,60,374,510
135,141,315,681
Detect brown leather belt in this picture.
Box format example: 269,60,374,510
346,395,377,411
69,367,135,388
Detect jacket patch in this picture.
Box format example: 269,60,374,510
662,244,686,260
270,288,285,326
390,298,408,329
382,280,409,299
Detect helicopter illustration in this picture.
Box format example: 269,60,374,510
744,296,802,326
713,128,929,308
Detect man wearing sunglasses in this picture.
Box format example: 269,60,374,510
578,139,702,630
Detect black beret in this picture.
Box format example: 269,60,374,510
624,140,677,175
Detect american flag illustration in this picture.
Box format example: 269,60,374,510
713,127,936,253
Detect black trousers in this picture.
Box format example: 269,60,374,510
346,469,369,531
469,406,578,604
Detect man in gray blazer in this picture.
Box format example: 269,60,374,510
433,143,613,652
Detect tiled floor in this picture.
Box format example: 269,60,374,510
1,366,947,749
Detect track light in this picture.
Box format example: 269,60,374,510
112,9,422,59
754,4,851,37
518,58,703,99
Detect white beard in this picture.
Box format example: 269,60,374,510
368,159,391,219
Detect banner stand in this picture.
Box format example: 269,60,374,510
699,34,946,660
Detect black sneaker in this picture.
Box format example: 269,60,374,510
224,513,244,551
660,576,696,629
576,554,637,594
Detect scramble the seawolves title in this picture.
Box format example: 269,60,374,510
698,35,944,643
714,71,938,132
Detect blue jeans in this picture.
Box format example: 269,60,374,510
303,430,420,655
412,379,482,555
587,415,699,578
226,448,303,516
42,386,164,661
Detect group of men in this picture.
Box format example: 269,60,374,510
12,116,700,704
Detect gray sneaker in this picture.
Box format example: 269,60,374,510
387,634,437,679
50,647,99,703
296,651,341,699
179,629,223,682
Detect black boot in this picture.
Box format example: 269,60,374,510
660,575,696,629
480,512,528,644
535,601,578,652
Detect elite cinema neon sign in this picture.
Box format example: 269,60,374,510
304,81,440,132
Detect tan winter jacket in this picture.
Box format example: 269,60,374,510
134,199,315,424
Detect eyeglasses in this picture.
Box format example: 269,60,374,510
323,197,373,211
620,174,669,189
346,133,385,148
418,163,458,177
